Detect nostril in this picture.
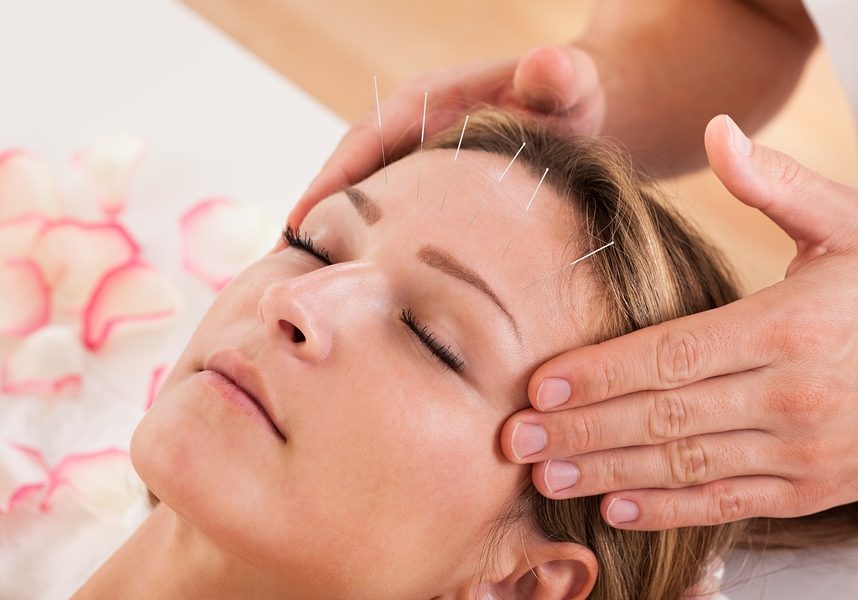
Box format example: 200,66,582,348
279,319,306,343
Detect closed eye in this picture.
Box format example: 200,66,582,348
400,308,465,373
281,227,466,374
282,226,332,265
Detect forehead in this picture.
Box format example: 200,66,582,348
308,148,601,361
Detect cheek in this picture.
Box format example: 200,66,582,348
282,355,526,588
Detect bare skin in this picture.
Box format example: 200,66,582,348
291,0,858,531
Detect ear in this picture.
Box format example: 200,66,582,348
473,532,598,600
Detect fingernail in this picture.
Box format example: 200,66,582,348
537,377,571,409
607,498,640,525
544,460,579,492
725,115,752,157
511,422,547,459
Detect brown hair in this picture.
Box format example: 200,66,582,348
424,110,857,598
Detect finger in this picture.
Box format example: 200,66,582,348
513,45,600,115
705,114,858,251
291,84,446,227
527,292,780,410
505,373,766,461
597,475,800,530
531,430,780,499
288,114,381,227
291,62,515,226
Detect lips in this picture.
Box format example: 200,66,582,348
203,349,287,442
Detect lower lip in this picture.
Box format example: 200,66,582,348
198,370,285,440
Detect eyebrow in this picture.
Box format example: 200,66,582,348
417,246,520,339
343,186,382,225
340,187,521,340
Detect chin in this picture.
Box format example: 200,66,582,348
129,381,211,510
130,405,182,510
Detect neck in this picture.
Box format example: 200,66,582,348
72,502,284,599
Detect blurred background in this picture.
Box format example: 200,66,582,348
182,0,858,293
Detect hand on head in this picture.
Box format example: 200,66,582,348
288,45,605,227
502,114,858,530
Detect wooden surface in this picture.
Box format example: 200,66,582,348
181,0,858,293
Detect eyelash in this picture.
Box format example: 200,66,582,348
282,227,465,373
400,308,465,373
283,226,332,265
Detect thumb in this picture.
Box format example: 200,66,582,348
704,114,857,252
513,45,601,115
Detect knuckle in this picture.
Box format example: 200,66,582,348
769,378,828,423
655,329,705,386
792,383,826,418
596,357,622,400
562,412,601,453
600,453,626,490
663,495,681,525
707,486,750,524
666,438,710,486
775,311,815,359
790,437,819,469
646,391,689,442
773,153,802,188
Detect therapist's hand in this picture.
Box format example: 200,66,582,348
502,114,858,530
289,45,605,225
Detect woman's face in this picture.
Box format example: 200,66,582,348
131,148,598,598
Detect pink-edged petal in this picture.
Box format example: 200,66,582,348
0,150,61,219
180,198,280,291
72,135,146,217
3,482,47,515
145,364,168,411
30,219,140,317
41,448,146,526
0,442,50,515
0,213,46,261
1,325,84,396
82,260,183,351
0,258,50,337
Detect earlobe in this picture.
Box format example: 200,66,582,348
474,533,598,600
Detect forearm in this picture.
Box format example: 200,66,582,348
575,0,818,176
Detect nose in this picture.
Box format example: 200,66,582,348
257,262,390,364
257,281,332,364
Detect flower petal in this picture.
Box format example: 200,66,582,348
180,198,280,291
30,219,140,317
45,449,146,527
82,260,183,351
0,214,46,262
145,364,168,411
1,325,84,396
0,442,49,515
0,258,50,337
72,135,146,217
0,150,61,220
